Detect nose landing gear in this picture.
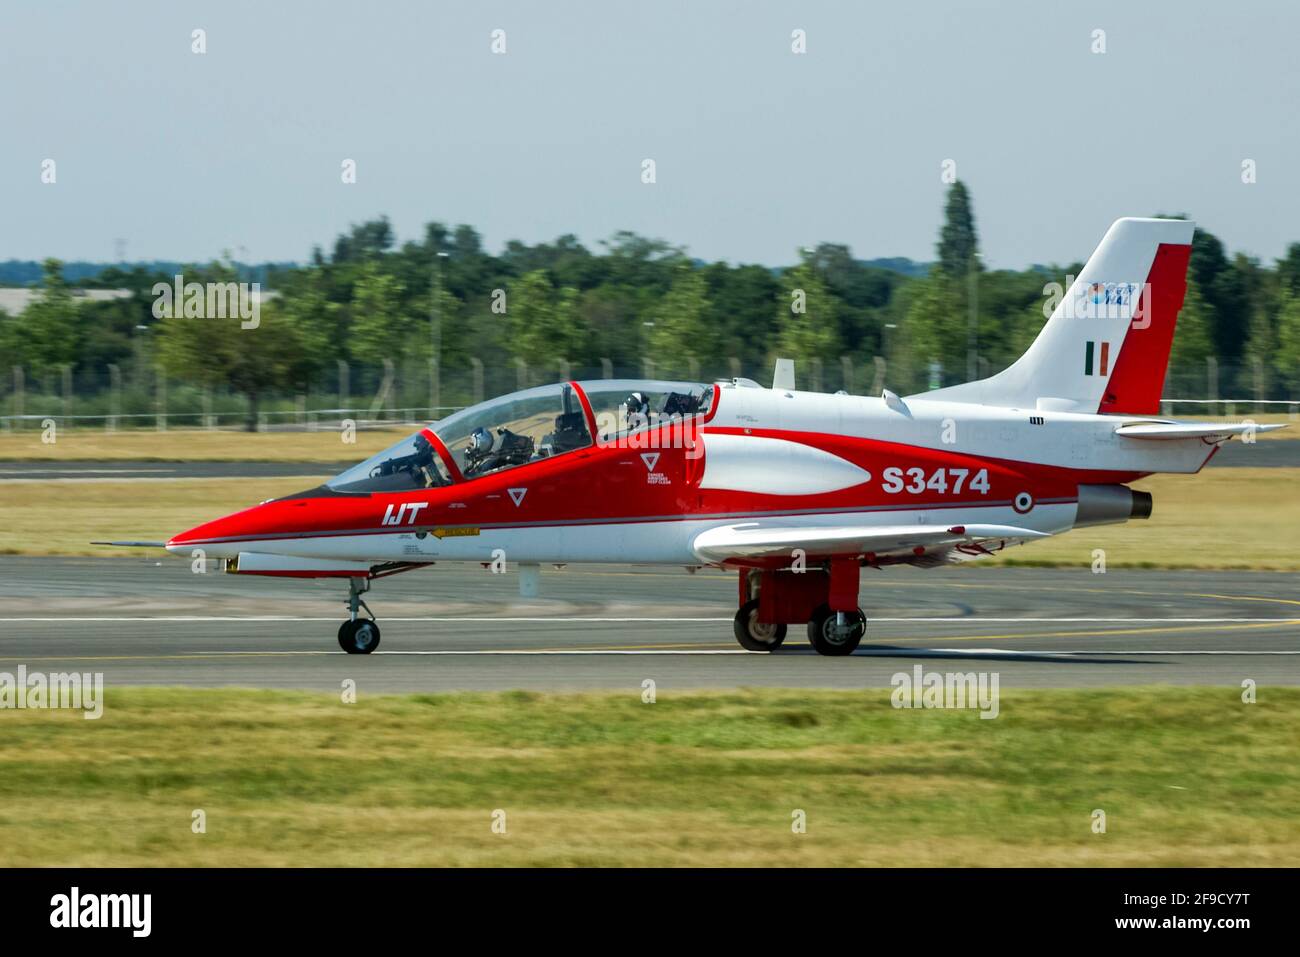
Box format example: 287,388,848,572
338,576,381,654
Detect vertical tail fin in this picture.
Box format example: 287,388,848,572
914,217,1194,414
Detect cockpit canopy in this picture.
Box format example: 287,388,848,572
325,379,713,494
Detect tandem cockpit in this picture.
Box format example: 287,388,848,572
325,380,715,494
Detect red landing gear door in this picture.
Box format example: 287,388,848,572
827,558,861,613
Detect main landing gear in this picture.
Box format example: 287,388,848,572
733,565,867,656
806,605,867,657
734,599,787,651
338,576,381,654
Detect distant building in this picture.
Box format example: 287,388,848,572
0,288,133,315
0,287,277,315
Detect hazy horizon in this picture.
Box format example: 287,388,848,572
3,0,1297,270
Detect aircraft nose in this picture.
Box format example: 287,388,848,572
166,500,274,559
166,517,240,558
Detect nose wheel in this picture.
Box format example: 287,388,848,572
338,618,381,654
339,576,381,654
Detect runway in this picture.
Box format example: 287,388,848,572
0,557,1296,691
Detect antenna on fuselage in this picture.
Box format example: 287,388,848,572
772,358,795,391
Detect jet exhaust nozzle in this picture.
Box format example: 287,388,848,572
1074,484,1152,529
1130,489,1153,520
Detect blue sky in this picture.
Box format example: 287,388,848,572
3,0,1297,268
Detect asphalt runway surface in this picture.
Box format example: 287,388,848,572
0,557,1295,692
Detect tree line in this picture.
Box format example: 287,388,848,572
2,183,1298,423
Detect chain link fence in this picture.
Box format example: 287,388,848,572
1,356,1296,432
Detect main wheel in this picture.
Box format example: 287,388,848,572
733,599,787,652
807,605,865,656
338,618,381,654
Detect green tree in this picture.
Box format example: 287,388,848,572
19,259,82,376
1010,298,1049,359
900,272,963,385
1273,291,1300,392
156,262,323,430
647,264,715,375
1243,304,1275,392
1168,277,1215,371
332,217,395,264
506,270,584,376
277,274,338,387
1277,243,1300,299
773,259,840,366
349,263,409,367
937,181,981,279
703,263,781,370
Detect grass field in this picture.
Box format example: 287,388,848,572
0,428,405,462
0,686,1295,867
2,467,1296,568
992,467,1300,570
0,414,1294,461
0,476,315,555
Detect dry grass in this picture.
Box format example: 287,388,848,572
1180,411,1296,438
0,686,1296,867
0,414,1292,462
993,468,1300,570
0,477,314,554
0,428,405,462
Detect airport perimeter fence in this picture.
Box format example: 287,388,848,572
0,356,1296,433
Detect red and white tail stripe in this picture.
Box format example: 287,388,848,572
916,218,1194,415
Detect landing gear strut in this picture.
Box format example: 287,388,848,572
338,576,381,654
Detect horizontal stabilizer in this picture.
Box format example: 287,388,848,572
1114,421,1288,440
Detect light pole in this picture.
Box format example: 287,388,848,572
966,252,982,383
430,251,449,420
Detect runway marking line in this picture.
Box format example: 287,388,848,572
1193,593,1300,609
0,647,1298,664
9,615,1298,624
5,595,1297,663
889,619,1298,643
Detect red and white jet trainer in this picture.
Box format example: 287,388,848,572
104,217,1282,655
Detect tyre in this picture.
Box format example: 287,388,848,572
733,599,787,652
806,605,865,656
338,618,381,654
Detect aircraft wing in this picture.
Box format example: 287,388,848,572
691,522,1047,564
1114,421,1287,440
